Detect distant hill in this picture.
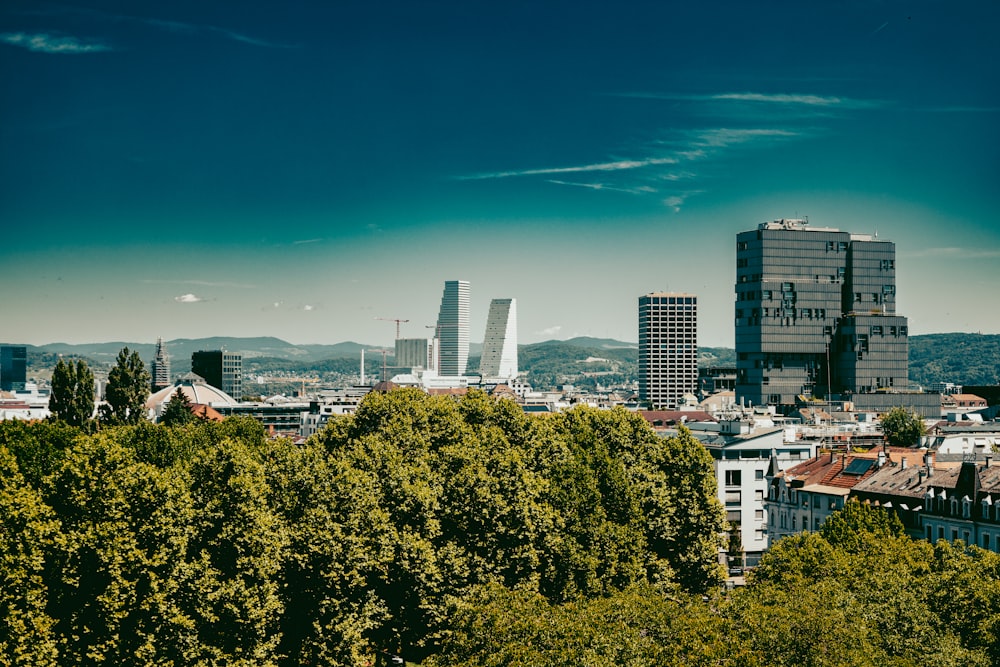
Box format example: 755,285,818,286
9,333,998,389
909,333,1000,386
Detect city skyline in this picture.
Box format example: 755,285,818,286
2,1,998,348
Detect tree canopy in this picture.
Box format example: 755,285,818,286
4,391,998,666
101,347,151,425
880,407,927,447
48,358,95,427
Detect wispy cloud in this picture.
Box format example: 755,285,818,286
143,279,256,289
174,293,204,303
537,325,562,337
613,91,883,109
303,304,314,311
292,238,323,245
460,157,677,181
546,180,656,194
0,32,112,54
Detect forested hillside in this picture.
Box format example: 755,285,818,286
909,333,1000,386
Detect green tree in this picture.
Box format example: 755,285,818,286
0,447,60,666
728,521,744,569
49,358,95,427
101,347,151,425
159,388,195,427
880,406,926,447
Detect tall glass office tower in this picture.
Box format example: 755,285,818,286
436,280,470,377
479,298,518,380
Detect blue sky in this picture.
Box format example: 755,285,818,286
2,0,998,348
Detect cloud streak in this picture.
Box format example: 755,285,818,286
460,157,677,181
174,293,205,303
613,91,884,109
0,32,112,54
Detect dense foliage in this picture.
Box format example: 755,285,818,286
101,347,151,425
909,333,1000,386
432,501,1000,667
0,389,726,666
48,358,95,428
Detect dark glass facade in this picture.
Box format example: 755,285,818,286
191,350,243,401
0,345,27,391
735,220,908,408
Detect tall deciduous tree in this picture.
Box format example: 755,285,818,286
880,407,926,448
50,358,95,427
101,347,151,425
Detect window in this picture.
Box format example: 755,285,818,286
755,470,764,481
756,490,765,501
755,510,765,521
725,491,742,506
725,470,742,486
727,510,741,523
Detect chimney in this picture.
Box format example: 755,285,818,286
901,457,908,470
877,451,886,469
924,451,934,477
985,454,993,469
918,468,926,485
830,451,835,464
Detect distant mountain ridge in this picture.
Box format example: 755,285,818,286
8,332,999,386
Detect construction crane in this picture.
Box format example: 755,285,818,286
375,317,410,340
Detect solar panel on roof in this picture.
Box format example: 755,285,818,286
843,459,875,475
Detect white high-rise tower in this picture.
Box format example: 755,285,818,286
479,298,518,380
436,280,470,377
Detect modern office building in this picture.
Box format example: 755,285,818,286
395,337,435,371
0,345,27,391
638,292,698,409
191,350,243,401
151,337,171,392
735,218,909,409
479,298,518,381
436,280,470,377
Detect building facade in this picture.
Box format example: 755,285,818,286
0,345,27,391
479,298,518,380
436,280,470,377
191,350,243,401
395,337,435,372
639,292,697,409
735,219,909,409
151,337,171,392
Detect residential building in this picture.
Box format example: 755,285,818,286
765,448,906,544
683,419,818,566
0,345,27,391
735,219,909,410
639,292,698,409
479,298,518,380
151,337,171,392
191,350,243,401
436,280,470,377
852,453,1000,553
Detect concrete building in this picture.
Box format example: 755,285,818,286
0,345,27,391
395,337,435,372
191,350,243,401
151,337,171,392
735,219,909,410
479,298,518,381
436,280,470,377
639,292,698,409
